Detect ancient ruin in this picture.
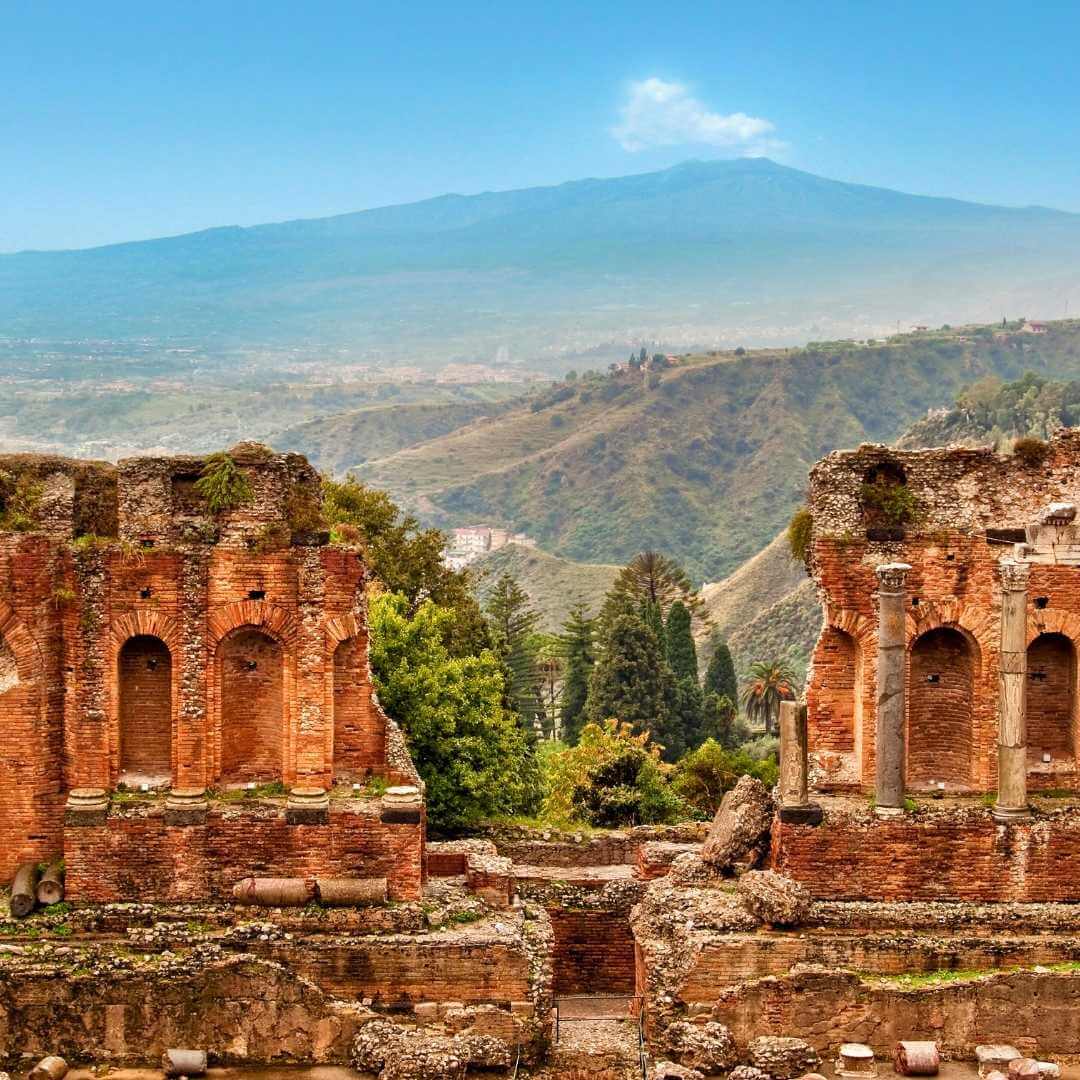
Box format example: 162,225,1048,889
8,435,1080,1076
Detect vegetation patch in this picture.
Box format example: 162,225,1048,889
194,452,253,514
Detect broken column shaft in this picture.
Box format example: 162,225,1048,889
875,563,911,814
778,700,822,825
995,557,1031,823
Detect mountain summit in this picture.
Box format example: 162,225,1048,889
3,159,1079,366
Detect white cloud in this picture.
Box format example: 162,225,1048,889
612,77,780,155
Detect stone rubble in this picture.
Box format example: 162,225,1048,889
701,775,774,872
749,1036,821,1080
736,870,811,927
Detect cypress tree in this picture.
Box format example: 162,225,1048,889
585,612,674,749
559,606,595,745
704,637,738,704
664,600,698,683
484,573,542,729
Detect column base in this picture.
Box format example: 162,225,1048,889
874,804,905,819
779,803,824,826
991,803,1032,824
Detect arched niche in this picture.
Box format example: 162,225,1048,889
118,634,172,782
908,626,974,789
1027,631,1077,766
218,626,284,785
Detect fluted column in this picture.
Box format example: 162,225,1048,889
875,562,911,814
778,699,822,825
994,557,1031,823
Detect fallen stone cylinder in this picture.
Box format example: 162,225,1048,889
29,1057,68,1080
36,860,65,907
1009,1061,1040,1080
316,877,387,906
162,1049,207,1077
232,877,313,907
10,862,40,919
894,1042,940,1076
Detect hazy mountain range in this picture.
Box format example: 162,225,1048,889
4,158,1080,372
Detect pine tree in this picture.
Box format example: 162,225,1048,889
559,606,595,745
484,573,542,729
585,612,674,751
665,600,698,683
704,637,738,704
601,550,705,626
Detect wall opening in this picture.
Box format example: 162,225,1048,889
811,627,861,755
333,634,381,780
118,635,172,781
0,635,17,696
908,626,974,789
1027,632,1076,766
220,627,284,785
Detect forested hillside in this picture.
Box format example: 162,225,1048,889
359,321,1080,581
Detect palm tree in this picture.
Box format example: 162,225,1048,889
741,658,799,736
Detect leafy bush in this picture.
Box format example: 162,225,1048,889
787,507,812,562
1013,435,1051,467
194,453,252,514
671,738,779,818
859,477,919,526
543,719,685,827
0,470,43,532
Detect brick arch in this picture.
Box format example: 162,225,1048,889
0,601,44,682
1028,607,1080,647
812,608,874,789
208,599,297,648
109,609,180,653
906,601,994,660
107,610,182,787
208,601,297,785
322,611,386,782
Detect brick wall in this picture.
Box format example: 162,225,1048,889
1027,632,1075,760
549,908,636,994
118,635,172,778
333,633,383,778
219,627,284,784
772,808,1080,902
809,627,859,752
64,804,424,902
908,626,974,788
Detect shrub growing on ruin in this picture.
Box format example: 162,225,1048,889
194,452,253,514
0,470,43,532
1013,435,1051,467
787,507,812,563
859,476,919,527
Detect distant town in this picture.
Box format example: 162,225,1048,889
442,524,537,570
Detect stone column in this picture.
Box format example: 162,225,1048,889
778,699,822,825
994,557,1031,823
875,562,911,814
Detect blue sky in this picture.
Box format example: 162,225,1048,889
3,0,1079,251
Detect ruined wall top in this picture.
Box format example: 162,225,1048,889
808,427,1080,540
0,442,327,547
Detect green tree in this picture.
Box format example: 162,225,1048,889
700,691,744,749
602,550,705,626
741,657,799,736
703,637,738,703
544,720,684,827
484,573,542,727
664,600,699,683
368,593,541,831
672,738,780,818
322,475,489,656
585,612,675,752
559,606,595,745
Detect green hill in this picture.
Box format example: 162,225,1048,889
359,320,1080,582
470,544,619,633
274,397,521,474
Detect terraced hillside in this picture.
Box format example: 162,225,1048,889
359,321,1080,582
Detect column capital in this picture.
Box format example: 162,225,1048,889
875,562,912,594
999,556,1032,593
